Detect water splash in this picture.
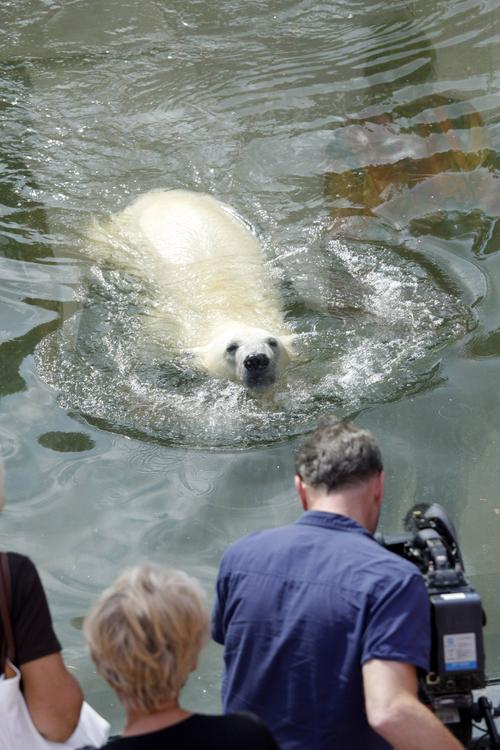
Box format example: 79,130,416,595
35,228,472,448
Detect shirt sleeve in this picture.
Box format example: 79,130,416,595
211,562,227,645
7,553,61,666
361,569,430,671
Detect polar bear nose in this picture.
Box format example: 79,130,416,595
244,353,270,371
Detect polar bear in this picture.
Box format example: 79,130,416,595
90,189,294,391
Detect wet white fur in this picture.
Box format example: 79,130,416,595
91,189,294,387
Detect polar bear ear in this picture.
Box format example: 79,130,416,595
280,334,298,360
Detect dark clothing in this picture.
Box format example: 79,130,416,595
0,552,61,668
100,712,281,749
212,511,431,750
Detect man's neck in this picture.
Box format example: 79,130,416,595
301,477,382,534
307,495,369,529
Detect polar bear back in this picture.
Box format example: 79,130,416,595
102,190,289,348
118,189,259,267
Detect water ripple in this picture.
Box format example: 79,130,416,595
3,0,500,721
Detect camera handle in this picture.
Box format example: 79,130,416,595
470,696,500,749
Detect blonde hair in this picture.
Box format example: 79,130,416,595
83,565,209,713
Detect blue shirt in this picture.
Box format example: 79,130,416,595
212,511,430,750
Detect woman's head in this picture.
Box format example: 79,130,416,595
84,565,209,714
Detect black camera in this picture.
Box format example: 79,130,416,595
377,503,500,748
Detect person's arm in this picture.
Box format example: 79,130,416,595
362,659,464,750
8,554,84,741
20,653,83,742
21,652,83,741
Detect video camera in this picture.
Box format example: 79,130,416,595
377,503,500,749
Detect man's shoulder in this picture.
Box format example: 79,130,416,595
372,542,422,576
221,523,297,560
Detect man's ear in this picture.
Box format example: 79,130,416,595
295,474,308,511
374,470,385,507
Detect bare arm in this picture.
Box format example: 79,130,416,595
21,652,83,742
362,659,464,750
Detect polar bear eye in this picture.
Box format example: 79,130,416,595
267,338,278,349
226,343,238,355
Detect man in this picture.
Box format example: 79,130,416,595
212,418,463,750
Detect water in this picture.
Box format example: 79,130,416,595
2,0,500,731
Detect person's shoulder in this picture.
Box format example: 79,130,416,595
193,712,278,742
225,712,280,746
220,524,294,566
376,544,421,574
222,710,271,728
5,551,38,578
364,542,427,594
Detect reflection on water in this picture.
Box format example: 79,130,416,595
1,0,500,731
324,22,500,253
38,431,95,452
325,94,496,227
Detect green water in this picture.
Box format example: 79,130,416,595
1,0,500,732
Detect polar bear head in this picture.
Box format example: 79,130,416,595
195,324,294,391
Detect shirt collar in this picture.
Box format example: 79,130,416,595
295,510,374,538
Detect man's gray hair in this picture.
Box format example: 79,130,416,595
295,417,383,492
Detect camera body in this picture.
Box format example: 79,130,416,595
377,503,486,742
